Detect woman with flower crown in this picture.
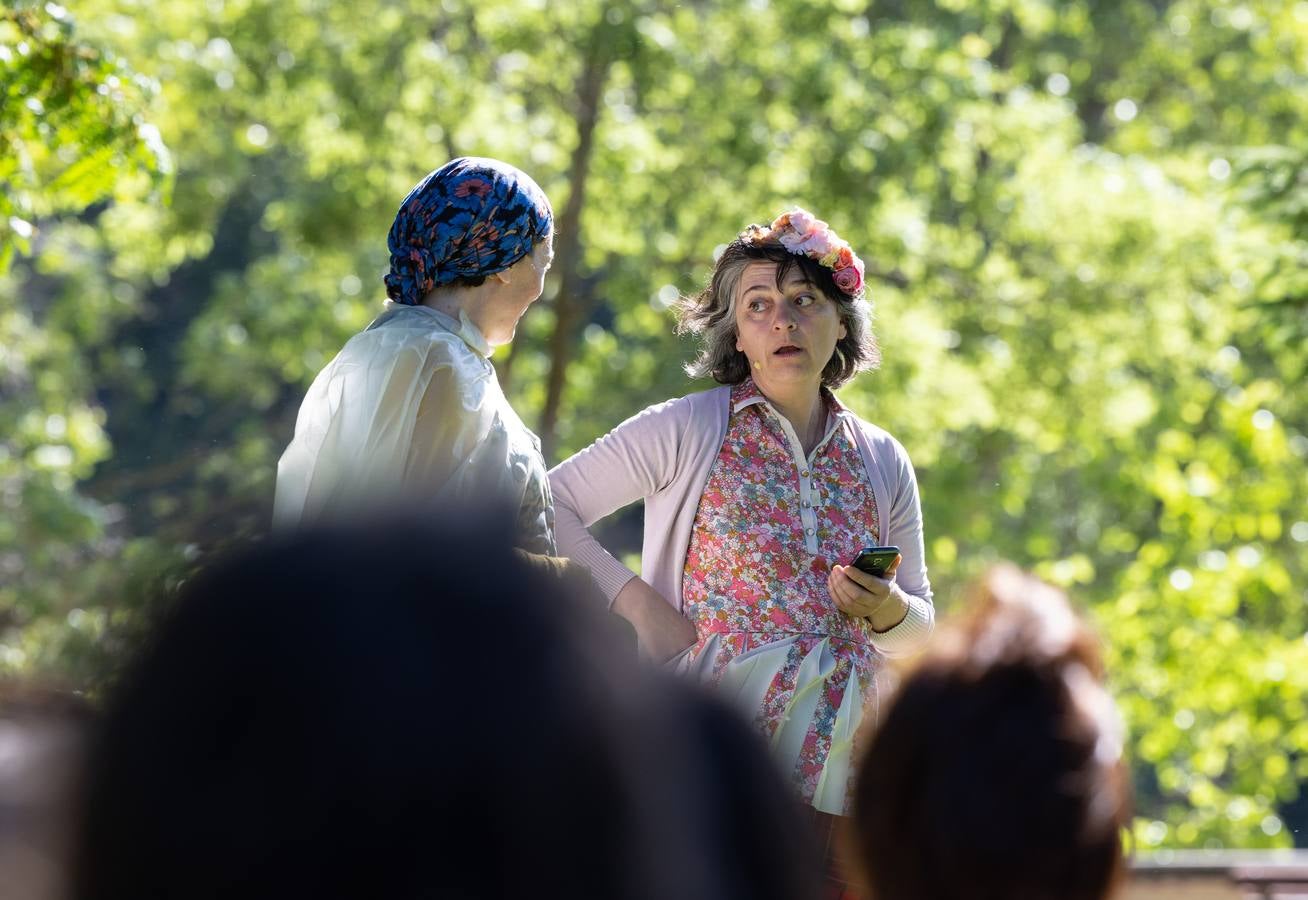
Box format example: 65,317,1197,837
549,209,933,896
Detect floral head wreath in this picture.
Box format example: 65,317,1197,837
740,208,865,297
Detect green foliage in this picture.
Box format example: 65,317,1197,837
0,2,168,269
3,0,1305,849
0,2,173,688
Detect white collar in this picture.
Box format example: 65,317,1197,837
730,381,853,424
394,302,492,358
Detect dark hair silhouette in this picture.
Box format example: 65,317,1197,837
850,564,1129,900
73,511,821,900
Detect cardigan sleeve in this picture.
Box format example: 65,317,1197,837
866,432,935,657
548,397,691,604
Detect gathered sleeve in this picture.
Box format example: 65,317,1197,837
274,329,497,528
406,363,499,499
864,434,934,656
548,397,689,604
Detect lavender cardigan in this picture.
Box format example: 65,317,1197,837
548,385,933,656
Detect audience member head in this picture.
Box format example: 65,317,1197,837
73,510,820,900
851,564,1129,900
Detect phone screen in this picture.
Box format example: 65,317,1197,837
851,546,900,578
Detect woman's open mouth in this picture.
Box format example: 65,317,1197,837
774,345,803,357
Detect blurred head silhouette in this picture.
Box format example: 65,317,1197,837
0,685,91,900
850,564,1129,900
73,510,820,900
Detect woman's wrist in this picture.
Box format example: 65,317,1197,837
612,577,696,660
868,584,910,633
613,576,657,627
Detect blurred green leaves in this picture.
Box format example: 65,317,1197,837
1,0,1306,849
0,2,169,271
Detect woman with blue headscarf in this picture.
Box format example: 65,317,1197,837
274,158,557,553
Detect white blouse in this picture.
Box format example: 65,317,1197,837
273,302,555,554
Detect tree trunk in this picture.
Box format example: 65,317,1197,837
537,9,619,462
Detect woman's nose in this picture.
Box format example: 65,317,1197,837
772,311,797,330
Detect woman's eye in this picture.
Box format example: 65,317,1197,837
795,294,815,307
748,300,767,312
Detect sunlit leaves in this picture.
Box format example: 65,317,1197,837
2,0,1306,850
0,4,168,270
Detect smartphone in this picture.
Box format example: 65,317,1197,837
851,546,901,578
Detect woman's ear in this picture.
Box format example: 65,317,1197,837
492,269,512,285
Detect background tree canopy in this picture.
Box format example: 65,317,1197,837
3,0,1305,850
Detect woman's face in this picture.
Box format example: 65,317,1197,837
734,260,846,395
480,225,555,346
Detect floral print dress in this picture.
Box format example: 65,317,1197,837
679,379,881,814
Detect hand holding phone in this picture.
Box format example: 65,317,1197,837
850,546,901,579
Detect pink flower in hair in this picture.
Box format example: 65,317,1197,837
833,263,863,295
785,229,836,258
785,208,820,236
776,229,805,253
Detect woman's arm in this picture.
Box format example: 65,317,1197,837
828,431,934,655
612,576,697,662
548,398,698,660
869,441,934,653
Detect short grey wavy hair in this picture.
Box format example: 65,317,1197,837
675,236,879,388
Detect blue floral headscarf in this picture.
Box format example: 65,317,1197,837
384,157,553,306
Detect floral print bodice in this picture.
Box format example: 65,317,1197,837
679,379,881,814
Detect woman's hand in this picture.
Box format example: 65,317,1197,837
612,577,698,663
828,555,910,633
